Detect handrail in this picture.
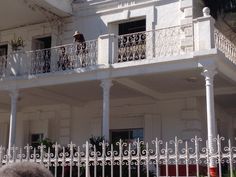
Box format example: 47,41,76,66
214,28,236,64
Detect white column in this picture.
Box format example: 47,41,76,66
202,66,217,168
8,90,19,149
100,79,113,141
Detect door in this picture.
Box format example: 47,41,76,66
0,45,8,75
31,37,51,73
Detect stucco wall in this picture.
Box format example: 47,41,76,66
62,0,182,43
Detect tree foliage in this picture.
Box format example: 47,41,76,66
202,0,236,18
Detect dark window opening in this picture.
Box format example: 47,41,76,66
111,128,144,144
31,133,44,148
0,45,8,56
119,19,146,35
0,45,8,75
33,36,51,50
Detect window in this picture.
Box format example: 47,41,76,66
111,129,143,144
0,45,8,75
118,19,146,62
0,45,8,56
119,19,146,35
31,133,44,148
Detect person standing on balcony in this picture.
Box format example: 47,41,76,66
73,31,87,67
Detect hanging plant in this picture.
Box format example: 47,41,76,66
10,36,25,51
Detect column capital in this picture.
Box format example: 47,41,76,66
100,79,113,90
201,66,217,79
9,90,19,101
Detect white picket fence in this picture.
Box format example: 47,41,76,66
0,136,236,177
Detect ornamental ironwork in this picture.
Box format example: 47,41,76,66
117,32,146,63
0,136,236,177
114,26,185,63
29,40,98,75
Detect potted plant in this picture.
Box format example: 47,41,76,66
10,36,24,51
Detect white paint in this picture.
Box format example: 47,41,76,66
33,0,72,16
202,66,217,168
194,15,215,51
100,79,113,140
8,90,19,149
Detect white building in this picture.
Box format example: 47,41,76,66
0,0,235,153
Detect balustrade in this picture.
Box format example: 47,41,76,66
0,26,235,79
214,28,236,64
114,26,185,63
0,40,98,78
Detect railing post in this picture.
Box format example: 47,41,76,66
146,31,155,59
98,34,117,65
100,79,113,141
8,52,21,76
193,7,215,51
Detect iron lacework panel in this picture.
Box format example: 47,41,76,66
29,40,98,75
0,136,236,177
114,26,185,63
0,40,98,78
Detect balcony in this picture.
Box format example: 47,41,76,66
0,23,236,80
0,40,98,79
0,26,188,79
114,26,184,63
0,0,72,31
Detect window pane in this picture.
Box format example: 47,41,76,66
111,131,129,143
131,129,143,140
111,129,143,143
119,19,146,35
31,133,43,148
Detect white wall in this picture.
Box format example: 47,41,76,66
62,0,182,43
0,22,60,54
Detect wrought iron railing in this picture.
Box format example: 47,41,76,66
1,136,236,177
117,31,146,63
114,26,184,63
28,40,98,75
0,40,98,78
214,28,236,64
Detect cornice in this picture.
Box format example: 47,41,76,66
72,0,177,16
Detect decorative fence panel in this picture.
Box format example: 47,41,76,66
0,136,236,177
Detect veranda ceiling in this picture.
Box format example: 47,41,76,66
0,0,72,31
0,69,235,116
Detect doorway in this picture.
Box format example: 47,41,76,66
32,36,51,73
0,44,8,75
118,19,146,62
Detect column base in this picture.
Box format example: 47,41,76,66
210,167,218,177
